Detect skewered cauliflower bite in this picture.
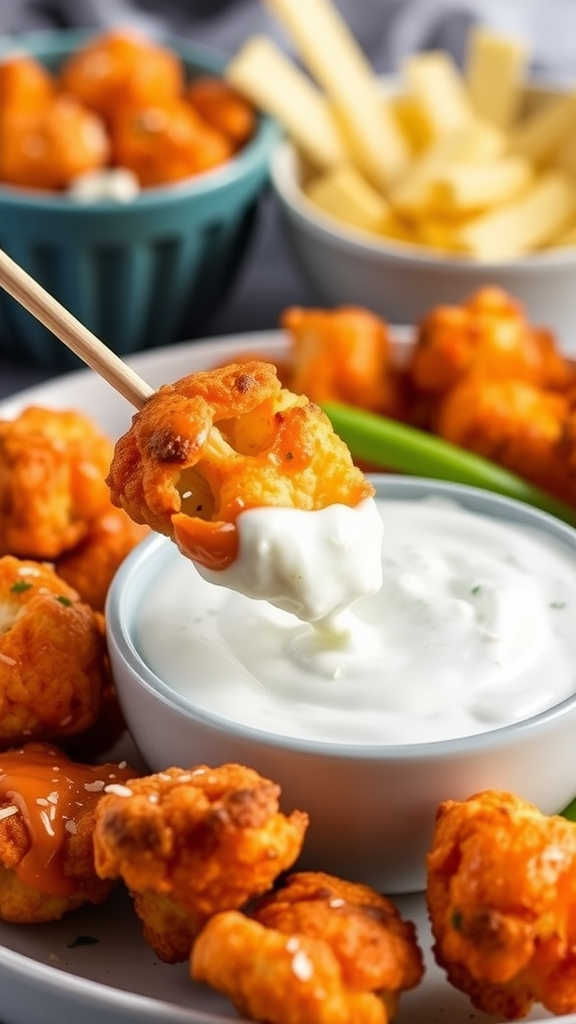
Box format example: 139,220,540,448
107,360,374,571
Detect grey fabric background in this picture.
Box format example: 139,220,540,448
0,0,574,395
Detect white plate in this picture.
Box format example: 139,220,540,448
0,332,568,1024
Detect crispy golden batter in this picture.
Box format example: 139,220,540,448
191,871,424,1024
107,361,373,571
58,29,183,124
0,94,109,191
0,53,54,114
0,555,110,749
0,406,113,559
55,505,149,612
281,306,407,418
59,669,127,763
186,76,256,149
110,97,234,186
0,742,136,923
408,287,574,405
93,763,309,963
435,376,574,503
427,790,576,1019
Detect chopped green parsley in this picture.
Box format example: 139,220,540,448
10,580,33,594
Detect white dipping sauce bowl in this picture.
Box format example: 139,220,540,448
106,476,576,893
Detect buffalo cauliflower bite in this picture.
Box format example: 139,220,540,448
435,376,574,504
191,871,424,1024
186,76,256,149
59,669,127,763
0,742,136,923
58,28,183,125
55,505,149,612
427,789,576,1019
0,406,114,559
281,305,408,419
106,360,374,571
408,287,574,406
93,762,309,963
0,555,110,749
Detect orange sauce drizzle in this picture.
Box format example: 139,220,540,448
0,747,133,898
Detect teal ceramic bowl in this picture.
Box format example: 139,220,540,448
0,30,279,369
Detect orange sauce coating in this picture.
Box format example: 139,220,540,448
0,747,133,897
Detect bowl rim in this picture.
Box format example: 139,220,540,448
107,473,576,762
0,27,281,212
270,137,576,272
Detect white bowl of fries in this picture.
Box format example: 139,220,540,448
227,0,576,351
269,132,576,355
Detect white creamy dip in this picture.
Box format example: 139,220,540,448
195,498,384,627
135,497,576,745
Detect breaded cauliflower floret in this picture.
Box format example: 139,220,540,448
93,762,309,963
0,555,110,749
0,742,136,923
55,505,149,612
191,871,424,1024
436,377,573,504
58,28,183,123
106,360,373,570
409,287,574,402
281,305,407,418
0,406,114,559
427,789,576,1019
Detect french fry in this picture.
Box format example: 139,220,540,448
389,93,432,153
304,164,392,233
414,218,465,252
226,36,347,169
232,2,576,260
509,91,576,166
465,26,527,130
403,51,474,140
453,171,576,259
390,121,506,217
547,221,576,248
264,0,410,189
430,155,533,215
551,133,576,176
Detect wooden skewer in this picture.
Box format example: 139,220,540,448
0,248,154,410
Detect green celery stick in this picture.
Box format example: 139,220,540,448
322,401,576,529
561,796,576,821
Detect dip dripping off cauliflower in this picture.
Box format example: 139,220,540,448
427,789,576,1019
106,360,374,571
191,870,424,1024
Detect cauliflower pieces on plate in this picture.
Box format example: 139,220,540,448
0,406,113,560
192,871,424,1024
0,555,110,749
93,762,309,963
427,789,576,1019
0,741,136,923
